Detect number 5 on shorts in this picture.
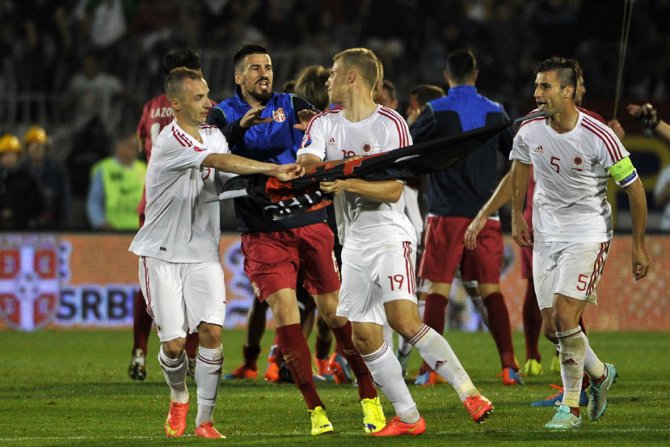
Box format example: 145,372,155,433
576,273,588,292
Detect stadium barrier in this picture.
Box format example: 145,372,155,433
0,232,668,331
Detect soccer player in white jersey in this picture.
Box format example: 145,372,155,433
509,57,650,430
297,48,493,436
129,67,303,439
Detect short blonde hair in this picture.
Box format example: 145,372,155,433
333,48,379,89
164,67,204,101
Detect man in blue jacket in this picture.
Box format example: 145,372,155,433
207,43,384,436
411,49,522,386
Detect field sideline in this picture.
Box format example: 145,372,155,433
1,329,668,446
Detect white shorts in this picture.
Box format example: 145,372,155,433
138,257,226,342
338,241,417,325
533,241,610,310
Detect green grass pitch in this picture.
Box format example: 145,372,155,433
1,329,668,446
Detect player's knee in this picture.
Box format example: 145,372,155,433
351,330,381,355
350,322,384,354
314,293,340,325
317,307,337,326
162,338,186,358
551,309,574,333
198,323,222,347
543,318,560,343
323,313,348,329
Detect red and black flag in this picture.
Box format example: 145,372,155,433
216,111,545,220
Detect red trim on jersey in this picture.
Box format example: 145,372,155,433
304,111,324,134
378,107,410,147
379,106,410,147
198,124,217,129
175,128,195,148
577,106,606,124
520,117,545,128
582,115,623,159
304,108,343,134
520,108,543,128
141,257,154,319
581,117,623,162
171,126,191,148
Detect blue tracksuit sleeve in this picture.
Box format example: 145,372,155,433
207,106,246,146
410,106,437,143
291,95,317,117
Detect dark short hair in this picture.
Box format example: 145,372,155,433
447,49,476,83
295,65,330,111
535,56,579,92
283,79,297,93
409,84,445,107
163,48,201,75
164,67,204,101
233,43,269,72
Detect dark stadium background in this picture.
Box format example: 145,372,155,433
1,0,668,332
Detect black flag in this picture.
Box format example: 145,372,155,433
217,111,545,219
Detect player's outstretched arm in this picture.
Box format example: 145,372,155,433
296,153,325,172
320,178,403,203
297,153,361,171
465,171,513,249
625,177,651,280
202,153,304,181
510,160,532,247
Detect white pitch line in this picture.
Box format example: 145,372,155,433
1,426,669,442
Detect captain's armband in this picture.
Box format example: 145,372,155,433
608,157,638,187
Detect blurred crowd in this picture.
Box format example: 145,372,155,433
1,0,670,230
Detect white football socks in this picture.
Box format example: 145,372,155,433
398,335,412,356
361,343,420,424
158,346,189,404
382,320,395,352
396,300,426,356
583,337,606,380
557,327,586,408
195,346,223,427
410,324,478,401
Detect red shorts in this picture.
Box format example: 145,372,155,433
418,216,503,284
241,222,341,302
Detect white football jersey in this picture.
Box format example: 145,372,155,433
129,121,229,262
297,105,417,247
510,111,634,242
